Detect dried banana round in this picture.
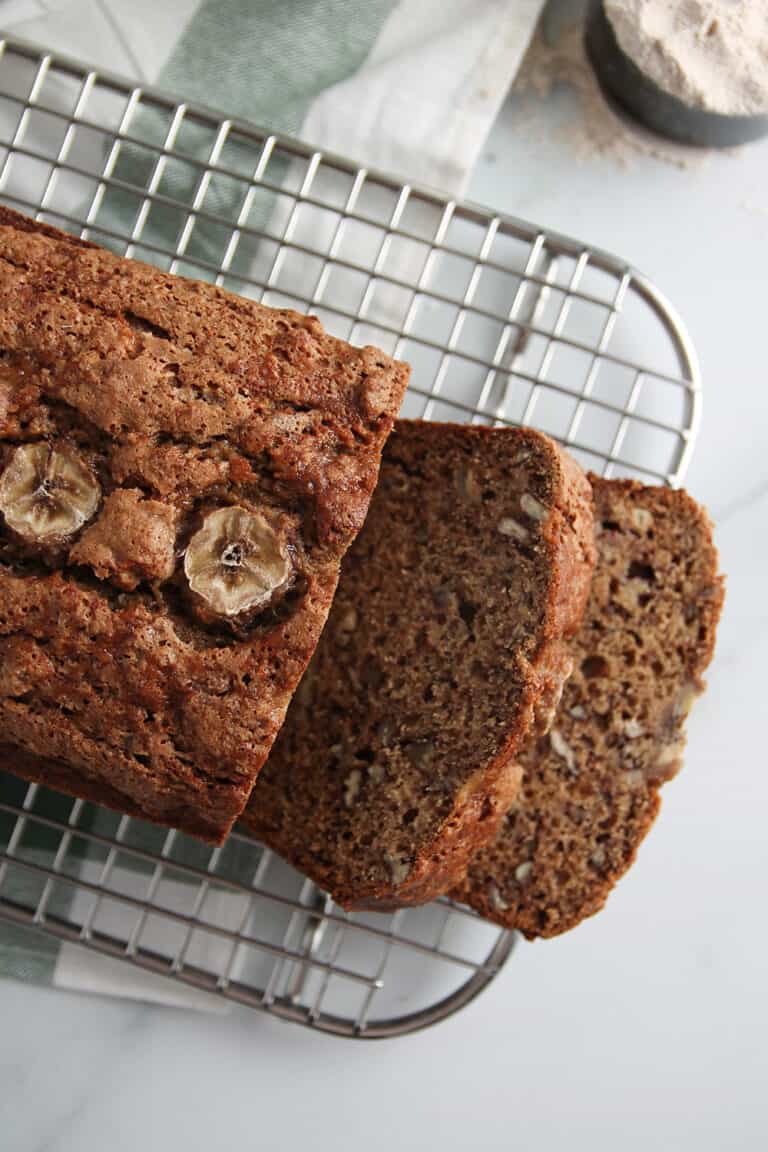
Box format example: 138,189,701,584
0,442,101,543
184,505,292,618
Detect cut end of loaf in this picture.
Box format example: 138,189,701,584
243,420,595,905
454,477,724,937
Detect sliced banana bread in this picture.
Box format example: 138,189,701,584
0,207,408,842
242,420,595,907
453,478,724,937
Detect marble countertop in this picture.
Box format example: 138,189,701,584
1,24,767,1152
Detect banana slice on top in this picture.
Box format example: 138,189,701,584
0,442,101,543
184,505,292,618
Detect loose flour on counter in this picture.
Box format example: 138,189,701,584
513,20,707,168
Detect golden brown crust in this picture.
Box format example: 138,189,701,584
243,421,595,907
452,477,724,936
0,742,230,841
68,489,179,589
539,445,596,642
0,208,408,841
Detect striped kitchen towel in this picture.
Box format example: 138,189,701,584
2,0,545,193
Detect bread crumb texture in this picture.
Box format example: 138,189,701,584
244,420,595,907
454,477,724,937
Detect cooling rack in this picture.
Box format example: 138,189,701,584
0,36,700,1038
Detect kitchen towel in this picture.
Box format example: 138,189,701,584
2,0,546,194
0,0,546,1009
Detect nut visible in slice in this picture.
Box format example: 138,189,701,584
0,442,100,543
343,768,363,808
631,507,653,533
184,505,292,619
550,727,577,773
497,517,529,542
454,465,482,503
488,882,510,913
520,492,548,522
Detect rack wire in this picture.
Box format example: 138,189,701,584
0,36,700,1037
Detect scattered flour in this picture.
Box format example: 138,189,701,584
605,0,768,117
513,20,707,168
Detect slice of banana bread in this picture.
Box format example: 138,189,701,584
0,207,408,842
242,421,595,907
453,478,724,937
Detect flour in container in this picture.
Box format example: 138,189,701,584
514,20,705,167
605,0,768,116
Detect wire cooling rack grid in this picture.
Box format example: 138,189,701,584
0,37,699,1037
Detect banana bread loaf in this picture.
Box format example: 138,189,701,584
453,478,724,936
242,420,595,907
0,207,409,842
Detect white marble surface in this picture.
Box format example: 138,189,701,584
1,31,767,1152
